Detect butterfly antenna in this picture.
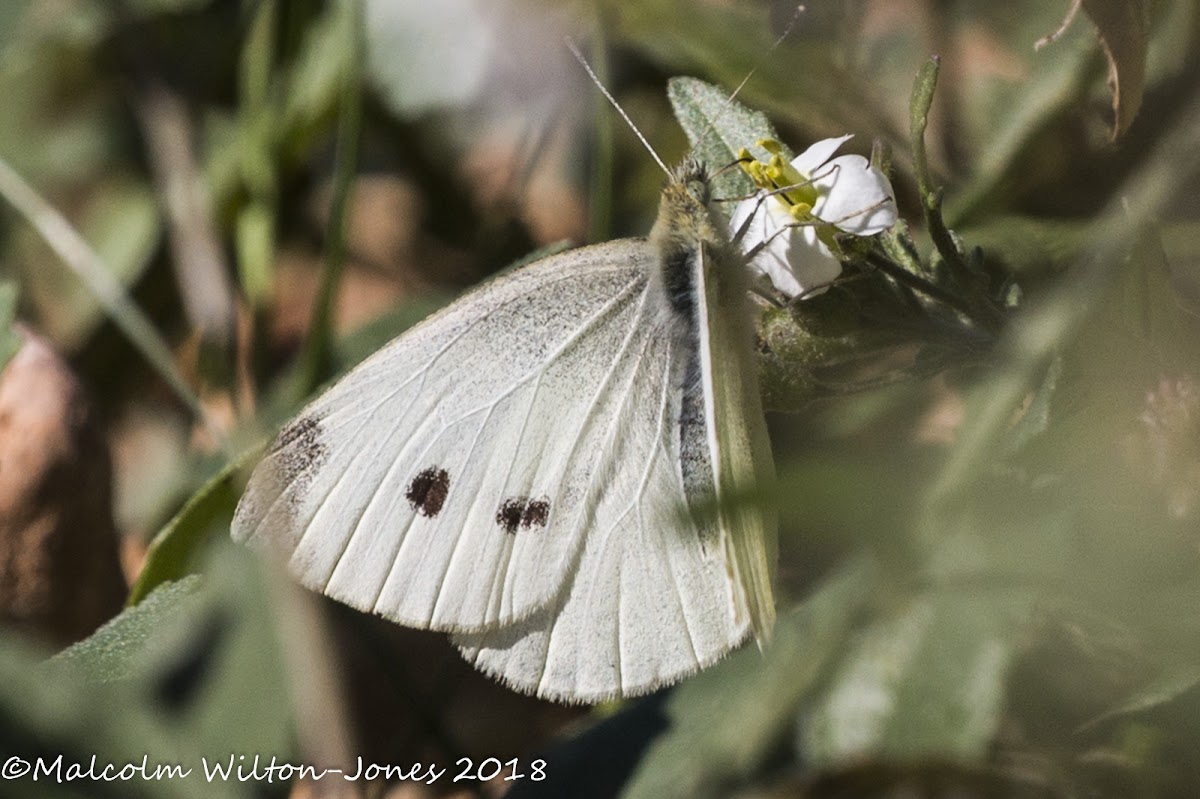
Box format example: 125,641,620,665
695,5,807,153
566,37,671,177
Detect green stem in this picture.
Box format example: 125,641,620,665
865,251,978,324
909,56,1004,333
236,0,280,305
0,156,222,443
295,0,363,397
909,57,970,283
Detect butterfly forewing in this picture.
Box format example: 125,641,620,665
235,243,661,632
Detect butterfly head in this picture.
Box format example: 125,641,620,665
672,158,713,208
651,158,729,253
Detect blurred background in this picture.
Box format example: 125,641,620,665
1,0,1200,797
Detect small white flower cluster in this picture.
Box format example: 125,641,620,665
730,136,897,299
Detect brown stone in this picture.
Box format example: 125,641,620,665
0,329,125,646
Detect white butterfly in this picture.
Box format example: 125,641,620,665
232,159,777,703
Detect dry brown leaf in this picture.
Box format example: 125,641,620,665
1082,0,1148,140
1038,0,1148,140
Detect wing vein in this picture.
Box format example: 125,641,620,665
333,268,649,626
537,316,668,695
403,277,648,622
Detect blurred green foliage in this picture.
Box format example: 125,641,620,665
0,0,1198,796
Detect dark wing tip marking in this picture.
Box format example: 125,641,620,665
407,467,451,517
495,496,551,534
275,415,320,450
272,415,327,488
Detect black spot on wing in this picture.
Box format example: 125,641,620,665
272,415,326,488
407,467,451,517
496,496,551,534
523,497,550,528
496,499,523,534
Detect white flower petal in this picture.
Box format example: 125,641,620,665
729,194,760,243
790,134,854,178
730,193,843,299
754,235,806,297
781,227,842,296
730,133,897,300
811,154,897,235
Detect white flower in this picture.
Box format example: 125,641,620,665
731,135,897,299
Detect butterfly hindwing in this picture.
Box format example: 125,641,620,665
454,282,748,701
694,239,778,641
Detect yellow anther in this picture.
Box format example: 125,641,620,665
788,203,813,221
741,158,775,192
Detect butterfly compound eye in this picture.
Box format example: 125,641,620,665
406,467,451,517
686,178,710,205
